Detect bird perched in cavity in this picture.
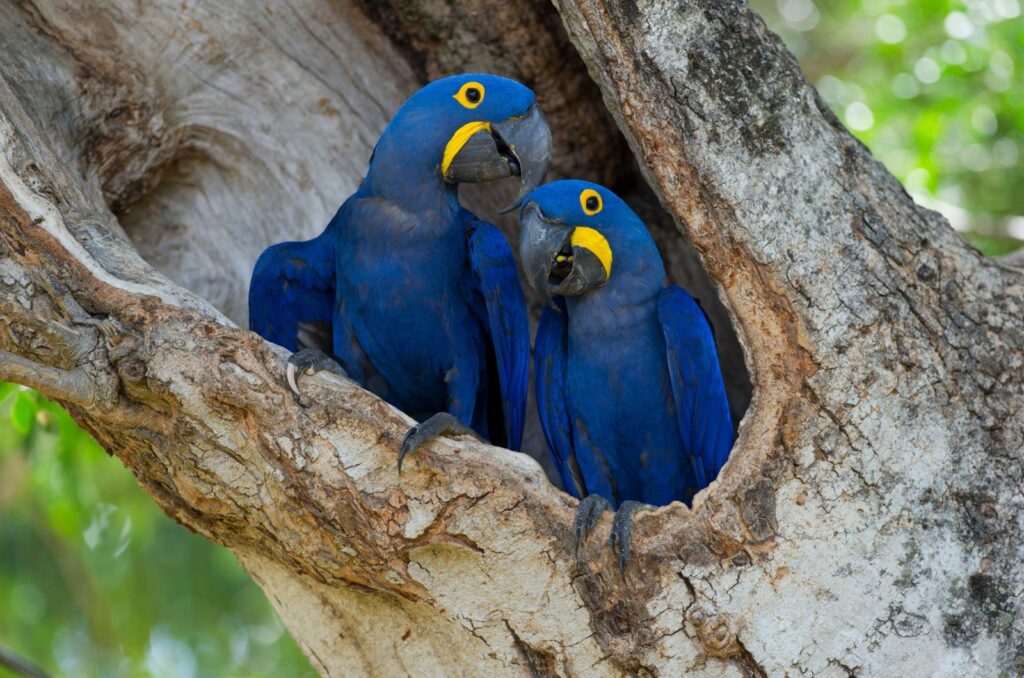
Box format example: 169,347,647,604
249,74,551,465
518,180,734,569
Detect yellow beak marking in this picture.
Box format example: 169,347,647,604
571,227,613,278
441,121,492,176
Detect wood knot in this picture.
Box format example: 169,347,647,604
118,357,147,383
688,604,740,658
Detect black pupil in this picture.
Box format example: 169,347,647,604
466,88,481,103
586,196,599,211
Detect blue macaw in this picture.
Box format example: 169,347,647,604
518,180,734,568
249,74,550,464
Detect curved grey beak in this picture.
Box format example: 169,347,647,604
442,130,517,185
442,105,551,213
493,105,551,213
519,202,608,308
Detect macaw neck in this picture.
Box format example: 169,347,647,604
564,240,666,331
362,122,461,217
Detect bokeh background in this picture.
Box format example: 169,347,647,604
0,385,315,677
753,0,1023,255
1,2,1021,676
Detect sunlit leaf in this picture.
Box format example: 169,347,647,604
10,391,38,435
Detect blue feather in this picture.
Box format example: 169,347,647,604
466,217,530,450
658,286,734,491
534,302,581,497
248,234,335,353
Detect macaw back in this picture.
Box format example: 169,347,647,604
332,189,490,426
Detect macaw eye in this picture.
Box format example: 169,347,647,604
454,82,485,109
580,188,603,215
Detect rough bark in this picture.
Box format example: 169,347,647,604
1,1,1021,676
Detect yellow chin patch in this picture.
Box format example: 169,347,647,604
441,121,492,176
571,227,613,278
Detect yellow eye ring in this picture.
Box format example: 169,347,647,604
580,188,603,215
454,82,485,109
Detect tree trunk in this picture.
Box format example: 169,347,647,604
1,1,1021,675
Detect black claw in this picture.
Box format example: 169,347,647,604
397,425,420,474
608,500,651,574
286,348,347,395
573,494,611,559
397,412,479,474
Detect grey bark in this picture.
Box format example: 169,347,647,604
0,1,1021,676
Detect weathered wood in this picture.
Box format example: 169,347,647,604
1,0,1021,675
552,0,1024,674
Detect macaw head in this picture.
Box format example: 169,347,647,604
375,74,551,212
519,180,664,307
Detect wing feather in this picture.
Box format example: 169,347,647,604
467,220,530,450
249,236,335,354
534,303,584,497
658,286,734,489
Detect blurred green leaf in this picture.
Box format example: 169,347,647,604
0,385,316,677
9,392,37,436
962,231,1024,256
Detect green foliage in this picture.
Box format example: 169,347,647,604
0,384,315,677
753,0,1024,251
962,230,1024,255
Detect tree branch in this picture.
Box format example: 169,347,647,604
0,350,95,405
0,646,50,678
997,247,1024,270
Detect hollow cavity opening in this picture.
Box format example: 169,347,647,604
106,78,752,509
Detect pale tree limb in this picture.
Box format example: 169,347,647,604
0,350,95,406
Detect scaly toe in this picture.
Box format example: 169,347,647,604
397,426,422,473
396,413,478,474
573,494,611,559
286,348,346,396
608,500,652,574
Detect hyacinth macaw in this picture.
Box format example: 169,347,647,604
249,74,550,465
518,180,734,568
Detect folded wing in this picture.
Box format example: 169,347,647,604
467,220,530,450
249,236,335,355
533,302,587,497
657,285,734,492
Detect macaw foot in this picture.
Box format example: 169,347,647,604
573,494,611,560
286,348,348,395
397,413,481,473
609,500,653,573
